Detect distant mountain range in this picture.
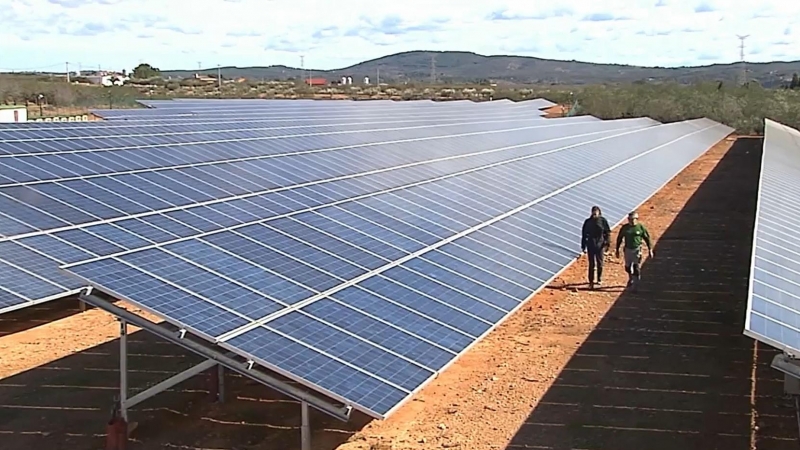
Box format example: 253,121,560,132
161,51,800,87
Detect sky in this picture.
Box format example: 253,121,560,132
0,0,798,73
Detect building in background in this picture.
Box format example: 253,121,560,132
0,105,27,123
305,77,328,86
85,73,130,86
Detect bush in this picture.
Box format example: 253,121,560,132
530,82,800,134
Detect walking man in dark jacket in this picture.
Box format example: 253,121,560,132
581,206,611,289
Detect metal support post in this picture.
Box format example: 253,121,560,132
218,364,226,403
208,366,219,402
771,353,800,395
301,401,311,450
126,360,217,409
119,319,128,421
80,293,352,422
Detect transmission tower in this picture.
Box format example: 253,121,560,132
430,54,436,84
736,35,749,86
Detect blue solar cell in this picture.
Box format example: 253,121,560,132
209,202,261,223
0,260,65,300
1,185,98,226
164,239,313,305
383,265,506,322
331,286,473,353
301,298,454,370
17,234,94,264
448,238,550,287
359,274,491,337
162,209,218,233
0,157,56,182
301,211,408,261
237,224,366,280
90,177,172,210
362,196,461,239
202,230,339,292
119,248,284,320
54,229,126,256
67,257,248,338
226,325,407,415
0,289,28,309
139,213,200,237
401,257,519,311
0,210,37,237
267,216,388,270
85,223,153,250
267,311,434,390
114,218,179,243
0,192,70,231
0,242,79,285
344,201,441,247
316,206,425,253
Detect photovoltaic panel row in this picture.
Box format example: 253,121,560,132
65,118,733,418
2,101,547,132
0,117,604,194
745,119,800,355
91,99,553,121
0,118,656,314
0,110,566,145
1,104,551,136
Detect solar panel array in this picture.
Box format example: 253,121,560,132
745,119,800,355
0,98,733,419
2,100,607,314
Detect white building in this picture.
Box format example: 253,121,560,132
86,74,130,86
0,106,27,123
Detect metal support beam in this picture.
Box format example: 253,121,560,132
217,365,226,403
119,319,128,421
80,293,352,422
301,401,311,450
125,360,217,409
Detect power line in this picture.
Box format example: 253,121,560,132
0,62,67,72
737,34,749,86
430,54,436,84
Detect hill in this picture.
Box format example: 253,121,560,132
161,51,800,86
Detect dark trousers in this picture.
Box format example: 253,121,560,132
587,246,604,283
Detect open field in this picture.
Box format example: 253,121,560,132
1,136,794,449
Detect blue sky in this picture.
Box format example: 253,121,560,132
0,0,797,73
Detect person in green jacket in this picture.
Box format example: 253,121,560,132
615,211,654,288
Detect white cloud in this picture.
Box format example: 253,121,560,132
0,0,797,72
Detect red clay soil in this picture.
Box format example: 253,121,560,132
542,105,568,118
0,136,797,450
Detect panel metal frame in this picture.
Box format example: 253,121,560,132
80,288,352,450
744,119,800,359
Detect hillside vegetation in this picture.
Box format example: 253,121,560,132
0,74,140,117
161,51,800,87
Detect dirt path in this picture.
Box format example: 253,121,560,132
0,137,796,450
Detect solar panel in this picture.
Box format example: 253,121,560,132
63,117,732,418
0,110,561,144
92,98,550,120
0,113,653,314
745,118,800,355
